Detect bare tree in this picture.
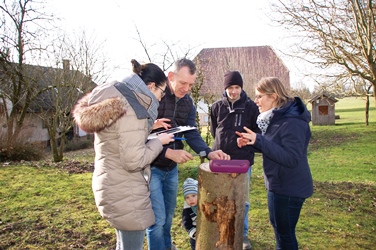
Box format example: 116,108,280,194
290,81,313,103
0,0,54,147
61,30,111,85
132,25,199,71
36,31,109,162
269,0,375,123
191,60,205,134
191,58,216,144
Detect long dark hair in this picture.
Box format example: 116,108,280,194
131,59,166,87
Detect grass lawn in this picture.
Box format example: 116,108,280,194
0,97,375,250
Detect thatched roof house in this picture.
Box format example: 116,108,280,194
194,46,290,98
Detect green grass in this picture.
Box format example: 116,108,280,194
0,97,375,250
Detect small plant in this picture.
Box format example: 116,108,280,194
64,138,93,152
0,135,45,162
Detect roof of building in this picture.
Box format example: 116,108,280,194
0,61,95,112
308,92,338,103
194,46,290,98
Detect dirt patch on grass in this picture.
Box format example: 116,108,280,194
1,148,95,174
309,131,358,151
313,181,376,213
46,160,94,174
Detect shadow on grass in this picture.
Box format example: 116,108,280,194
336,107,369,113
0,219,115,250
313,181,375,212
337,106,376,113
333,122,369,126
309,130,357,151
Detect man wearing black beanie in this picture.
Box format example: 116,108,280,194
224,71,244,90
210,71,260,250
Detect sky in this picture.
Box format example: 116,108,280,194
47,0,310,89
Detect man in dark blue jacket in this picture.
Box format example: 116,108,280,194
146,58,230,250
210,71,260,250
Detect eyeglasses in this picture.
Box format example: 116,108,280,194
156,86,166,97
255,94,268,100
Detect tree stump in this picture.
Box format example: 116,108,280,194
196,162,247,250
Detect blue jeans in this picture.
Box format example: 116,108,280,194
146,166,179,250
244,166,252,237
115,229,145,250
267,191,305,250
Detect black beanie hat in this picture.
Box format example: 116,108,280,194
224,71,243,89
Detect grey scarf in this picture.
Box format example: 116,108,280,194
121,73,159,130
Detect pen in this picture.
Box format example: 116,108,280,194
174,137,186,141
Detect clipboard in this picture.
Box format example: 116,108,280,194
147,126,196,139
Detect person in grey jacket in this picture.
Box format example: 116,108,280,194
236,77,313,250
72,59,174,250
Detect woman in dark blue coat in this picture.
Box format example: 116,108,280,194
236,77,313,250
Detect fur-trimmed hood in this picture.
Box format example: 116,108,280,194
72,92,127,134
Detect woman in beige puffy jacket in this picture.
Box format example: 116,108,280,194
72,59,174,250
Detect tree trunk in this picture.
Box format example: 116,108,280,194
46,124,63,162
365,95,369,126
49,133,60,162
196,163,247,250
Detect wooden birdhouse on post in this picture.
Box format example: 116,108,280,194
308,92,338,125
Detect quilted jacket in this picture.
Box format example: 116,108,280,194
72,82,163,230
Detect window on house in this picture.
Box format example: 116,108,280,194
204,115,209,123
318,105,329,115
42,120,48,129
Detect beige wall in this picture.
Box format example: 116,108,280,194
0,113,50,143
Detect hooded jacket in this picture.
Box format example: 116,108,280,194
210,90,260,165
72,82,163,231
182,205,197,240
252,97,313,198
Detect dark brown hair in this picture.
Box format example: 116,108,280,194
131,59,167,87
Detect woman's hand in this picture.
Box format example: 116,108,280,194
235,126,256,148
152,118,171,130
157,133,174,145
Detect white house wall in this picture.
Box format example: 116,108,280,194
196,100,209,126
22,114,50,142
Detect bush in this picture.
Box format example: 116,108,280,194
0,142,45,162
64,138,93,152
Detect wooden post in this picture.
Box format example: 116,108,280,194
196,162,247,250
